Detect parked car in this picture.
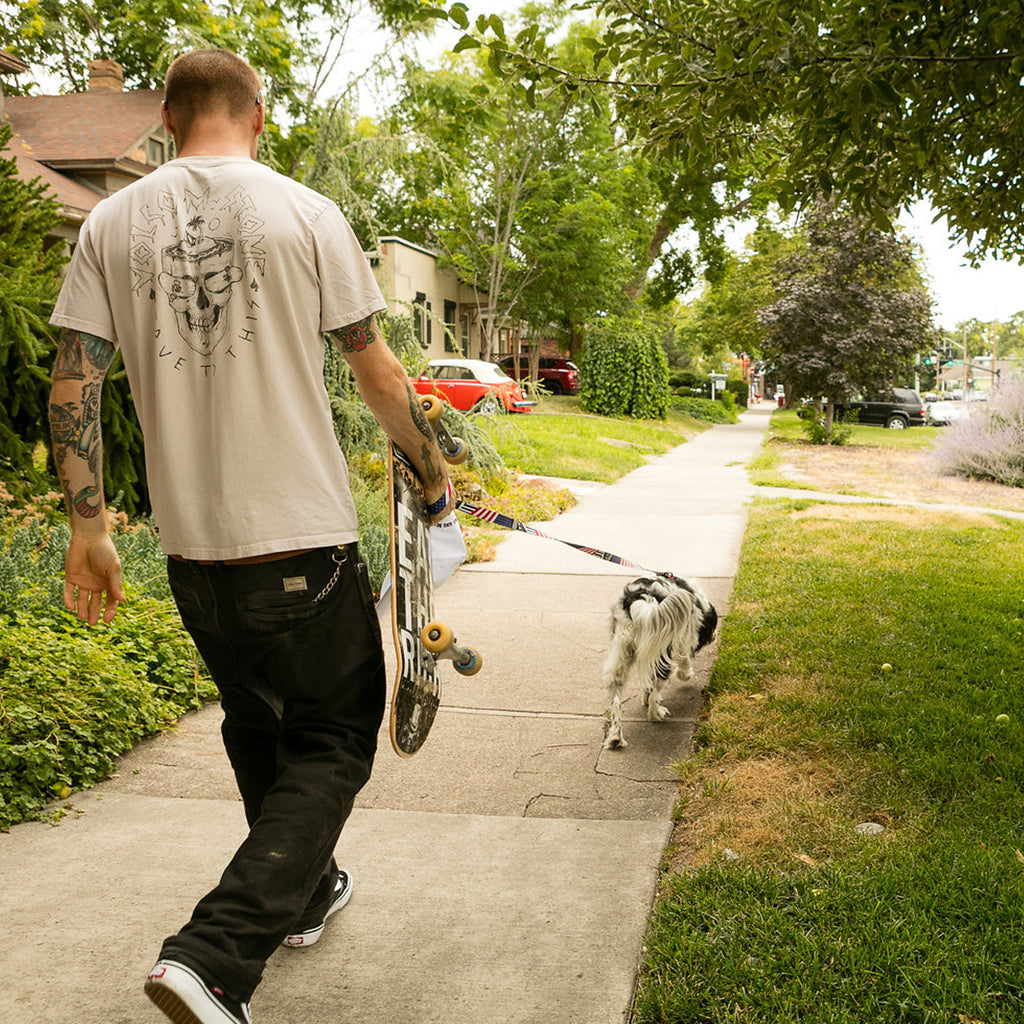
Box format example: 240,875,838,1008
411,359,536,414
927,399,971,426
498,354,580,395
835,388,928,429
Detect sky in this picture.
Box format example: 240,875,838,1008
898,203,1024,329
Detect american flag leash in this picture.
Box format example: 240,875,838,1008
453,498,673,579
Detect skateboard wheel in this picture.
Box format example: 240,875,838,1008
454,648,483,676
445,437,468,465
421,621,454,653
420,394,445,423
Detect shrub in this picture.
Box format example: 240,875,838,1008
579,312,670,419
670,397,738,424
0,501,213,829
0,596,212,829
802,412,853,446
932,378,1024,487
725,378,749,408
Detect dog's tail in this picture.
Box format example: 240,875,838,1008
627,591,697,680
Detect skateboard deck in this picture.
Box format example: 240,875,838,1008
387,399,480,757
387,441,441,756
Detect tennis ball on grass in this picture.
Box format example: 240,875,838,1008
996,714,1010,723
881,663,893,672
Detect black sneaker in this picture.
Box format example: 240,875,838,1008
281,868,353,948
145,960,252,1024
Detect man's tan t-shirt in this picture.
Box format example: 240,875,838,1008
51,156,385,560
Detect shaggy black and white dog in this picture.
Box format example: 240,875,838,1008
602,575,718,750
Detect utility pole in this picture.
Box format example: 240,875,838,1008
992,320,999,392
963,324,970,401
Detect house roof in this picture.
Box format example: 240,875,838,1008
6,131,100,222
0,50,29,75
5,90,163,166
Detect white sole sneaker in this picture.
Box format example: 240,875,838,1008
145,959,252,1024
282,869,353,948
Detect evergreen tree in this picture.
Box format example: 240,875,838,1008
0,122,65,488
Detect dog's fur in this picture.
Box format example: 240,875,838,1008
602,574,718,750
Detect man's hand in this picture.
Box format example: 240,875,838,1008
64,532,124,625
424,479,455,524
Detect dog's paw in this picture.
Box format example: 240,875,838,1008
648,703,671,723
603,734,628,750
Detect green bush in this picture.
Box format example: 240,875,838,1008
0,504,213,829
725,378,749,408
669,370,706,391
578,312,670,419
669,397,739,424
802,411,853,445
0,596,212,829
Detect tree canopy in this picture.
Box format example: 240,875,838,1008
459,0,1024,264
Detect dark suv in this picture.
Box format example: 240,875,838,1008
838,388,928,429
498,355,580,395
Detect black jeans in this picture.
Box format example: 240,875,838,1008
161,544,386,1001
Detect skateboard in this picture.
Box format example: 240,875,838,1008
387,394,481,757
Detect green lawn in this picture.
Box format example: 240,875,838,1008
634,497,1024,1022
476,396,709,482
771,407,941,448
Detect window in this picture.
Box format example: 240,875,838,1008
413,293,430,349
444,300,457,353
147,137,166,165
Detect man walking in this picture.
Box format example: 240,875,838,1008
49,48,453,1024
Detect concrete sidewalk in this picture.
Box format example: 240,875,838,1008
0,405,774,1024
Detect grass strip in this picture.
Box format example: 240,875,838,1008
635,498,1024,1023
478,399,709,482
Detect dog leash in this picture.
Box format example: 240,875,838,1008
453,498,675,579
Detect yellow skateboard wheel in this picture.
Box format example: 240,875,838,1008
420,394,445,423
445,438,468,465
422,621,454,653
454,648,483,676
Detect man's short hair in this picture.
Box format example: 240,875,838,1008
164,49,262,131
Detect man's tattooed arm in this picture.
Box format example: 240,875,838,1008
50,328,116,524
338,312,452,517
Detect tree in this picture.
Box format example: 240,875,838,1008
384,36,661,361
677,223,803,366
458,0,1024,263
758,205,935,440
0,122,66,485
0,0,434,173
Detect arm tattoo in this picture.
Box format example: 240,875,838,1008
53,328,115,380
50,328,114,521
406,384,444,486
330,314,377,354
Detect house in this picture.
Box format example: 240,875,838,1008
0,55,169,246
370,236,503,362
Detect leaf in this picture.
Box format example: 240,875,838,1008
452,34,481,53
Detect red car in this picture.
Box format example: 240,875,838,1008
498,354,580,395
412,359,536,414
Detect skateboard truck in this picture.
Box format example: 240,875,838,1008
421,621,482,676
420,394,468,465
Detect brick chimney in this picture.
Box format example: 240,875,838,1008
87,59,124,92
